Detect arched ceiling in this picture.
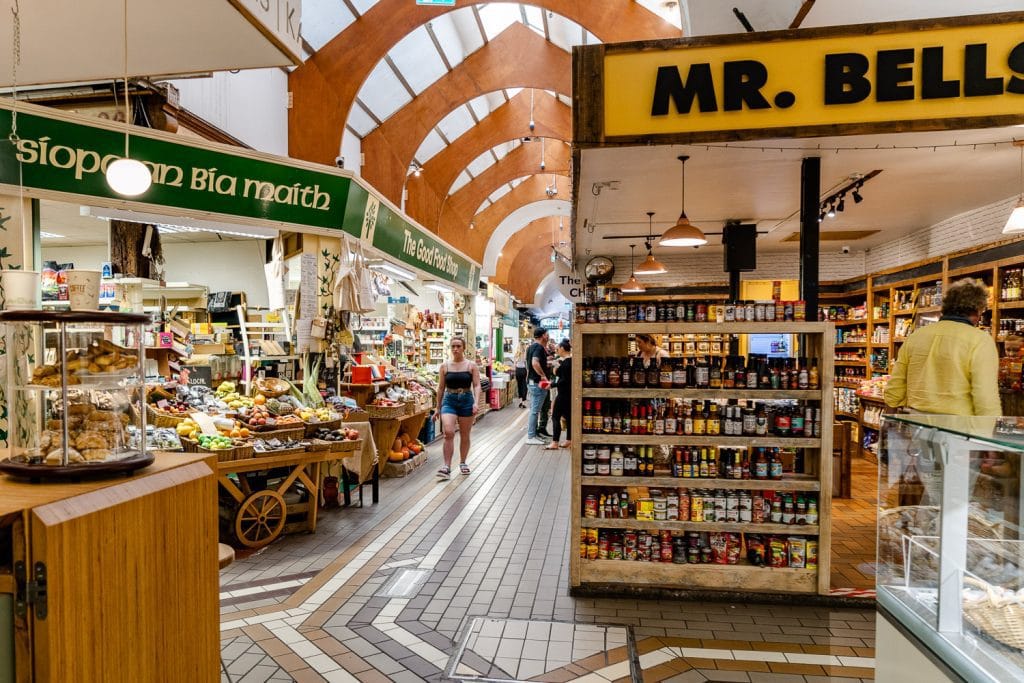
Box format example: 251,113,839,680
292,0,680,307
483,199,571,276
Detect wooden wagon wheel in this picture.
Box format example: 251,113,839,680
234,490,286,548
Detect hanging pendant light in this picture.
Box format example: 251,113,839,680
635,211,667,275
659,155,707,247
1005,141,1024,233
105,0,152,197
621,244,646,292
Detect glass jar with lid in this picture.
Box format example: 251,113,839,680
0,310,151,477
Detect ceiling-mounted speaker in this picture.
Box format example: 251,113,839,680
723,223,757,272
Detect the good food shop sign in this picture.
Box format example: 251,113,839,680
581,13,1024,144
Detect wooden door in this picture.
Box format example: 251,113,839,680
28,462,218,682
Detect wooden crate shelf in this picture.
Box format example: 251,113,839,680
571,321,833,597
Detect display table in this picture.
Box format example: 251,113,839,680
370,409,429,477
217,449,339,548
0,452,219,682
339,381,390,407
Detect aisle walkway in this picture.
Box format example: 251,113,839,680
220,408,876,683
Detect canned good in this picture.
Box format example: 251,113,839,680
673,537,688,563
597,536,610,559
687,546,701,564
806,539,818,569
609,543,623,560
653,508,667,521
661,543,674,562
678,489,691,521
597,462,611,476
701,547,713,563
584,495,598,518
652,496,667,511
587,528,599,544
690,492,704,521
726,493,740,523
587,543,598,560
704,492,717,522
739,493,753,523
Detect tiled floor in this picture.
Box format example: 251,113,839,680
219,408,876,682
829,458,879,594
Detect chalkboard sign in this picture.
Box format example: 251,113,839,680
208,291,233,312
185,365,213,388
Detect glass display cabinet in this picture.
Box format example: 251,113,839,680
878,414,1024,683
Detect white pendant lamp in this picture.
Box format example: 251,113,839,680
635,211,667,275
105,0,152,197
659,155,707,247
621,245,646,292
1005,141,1024,234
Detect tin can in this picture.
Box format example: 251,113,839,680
597,536,610,560
587,544,598,560
584,495,598,518
701,547,713,563
609,543,623,560
696,304,707,322
704,492,717,522
726,493,740,522
673,537,688,563
661,542,674,562
587,528,599,544
687,546,701,564
739,493,753,522
624,531,638,548
752,494,765,523
714,492,727,521
690,492,704,521
678,489,691,521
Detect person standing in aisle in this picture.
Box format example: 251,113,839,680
525,327,551,445
514,348,528,408
536,341,557,438
885,278,1001,416
545,339,573,450
436,337,482,480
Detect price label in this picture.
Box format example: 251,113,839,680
189,412,222,437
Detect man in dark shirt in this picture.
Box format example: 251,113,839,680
525,327,551,444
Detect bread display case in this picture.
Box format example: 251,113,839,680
0,310,152,478
877,414,1024,683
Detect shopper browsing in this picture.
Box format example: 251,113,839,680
536,341,557,437
525,327,551,445
635,333,670,367
545,339,573,450
885,278,1001,416
514,348,528,408
436,337,482,480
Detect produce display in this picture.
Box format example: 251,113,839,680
310,427,361,443
389,432,425,462
197,434,236,451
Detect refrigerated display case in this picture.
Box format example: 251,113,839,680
877,414,1024,683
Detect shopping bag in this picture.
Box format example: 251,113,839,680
264,236,287,310
332,236,359,312
353,241,377,313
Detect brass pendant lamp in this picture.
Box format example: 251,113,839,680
659,155,707,247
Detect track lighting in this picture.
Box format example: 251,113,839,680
826,204,836,219
837,195,846,212
852,187,863,203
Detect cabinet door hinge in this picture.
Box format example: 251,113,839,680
13,560,47,620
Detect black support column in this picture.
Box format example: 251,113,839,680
728,270,741,300
799,157,821,314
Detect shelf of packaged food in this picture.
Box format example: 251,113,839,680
915,306,942,314
857,394,887,404
892,309,916,316
834,343,867,348
580,517,819,535
836,411,860,420
871,366,889,374
580,434,820,448
833,381,864,388
871,319,890,325
834,360,867,366
580,388,822,400
998,300,1024,309
578,560,818,593
580,475,820,491
575,322,828,335
833,320,868,327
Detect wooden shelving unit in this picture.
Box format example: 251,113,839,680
570,321,834,596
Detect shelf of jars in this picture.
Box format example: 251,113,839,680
571,321,833,596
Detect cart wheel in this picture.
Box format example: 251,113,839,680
234,490,286,548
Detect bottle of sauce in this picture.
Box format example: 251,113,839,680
593,357,607,387
608,357,621,388
654,405,666,435
693,402,707,435
659,359,674,389
709,357,723,389
695,357,710,388
672,358,687,388
755,403,769,436
746,356,759,389
683,403,694,435
735,356,747,388
707,403,721,435
665,403,677,435
699,448,710,477
722,356,735,389
632,357,645,388
610,446,624,476
582,357,593,387
754,448,769,480
798,358,809,389
769,449,784,479
620,356,632,387
808,358,819,389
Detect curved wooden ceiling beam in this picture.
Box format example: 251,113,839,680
407,96,570,228
439,142,570,236
496,236,565,303
493,216,567,285
288,0,680,165
362,25,569,202
443,174,572,262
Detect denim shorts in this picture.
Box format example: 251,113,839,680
441,391,475,417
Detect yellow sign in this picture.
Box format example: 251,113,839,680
604,19,1024,138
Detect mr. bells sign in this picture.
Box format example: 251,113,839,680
602,16,1024,140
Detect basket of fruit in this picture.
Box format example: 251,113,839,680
310,427,363,453
192,434,253,462
305,439,333,452
253,377,291,398
366,399,406,420
300,407,342,436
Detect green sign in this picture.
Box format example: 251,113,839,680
355,183,478,291
0,105,357,235
0,101,478,290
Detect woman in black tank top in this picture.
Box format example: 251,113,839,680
436,337,481,480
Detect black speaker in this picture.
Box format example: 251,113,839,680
723,223,757,272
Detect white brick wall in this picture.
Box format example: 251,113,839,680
608,196,1018,286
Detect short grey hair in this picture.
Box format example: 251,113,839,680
942,278,989,318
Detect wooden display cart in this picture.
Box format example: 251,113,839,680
570,322,834,596
217,448,339,549
370,409,430,477
0,452,219,682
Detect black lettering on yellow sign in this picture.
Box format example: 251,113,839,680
651,60,782,115
824,42,1024,105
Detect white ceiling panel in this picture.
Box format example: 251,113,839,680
346,103,377,137
301,0,357,50
478,4,520,40
358,59,413,121
523,5,545,30
467,151,497,177
557,93,572,107
415,129,447,163
348,0,380,16
635,0,684,29
450,171,473,194
490,184,512,202
437,106,476,142
437,10,486,65
389,27,448,95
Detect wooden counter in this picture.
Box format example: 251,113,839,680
0,452,219,682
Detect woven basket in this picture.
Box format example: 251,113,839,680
329,439,361,454
194,441,254,462
251,445,306,460
249,426,305,441
366,404,405,420
964,577,1024,649
146,405,187,428
306,439,332,452
342,410,369,423
303,417,342,437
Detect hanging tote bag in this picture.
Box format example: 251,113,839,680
264,236,288,310
332,236,359,312
353,240,377,313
